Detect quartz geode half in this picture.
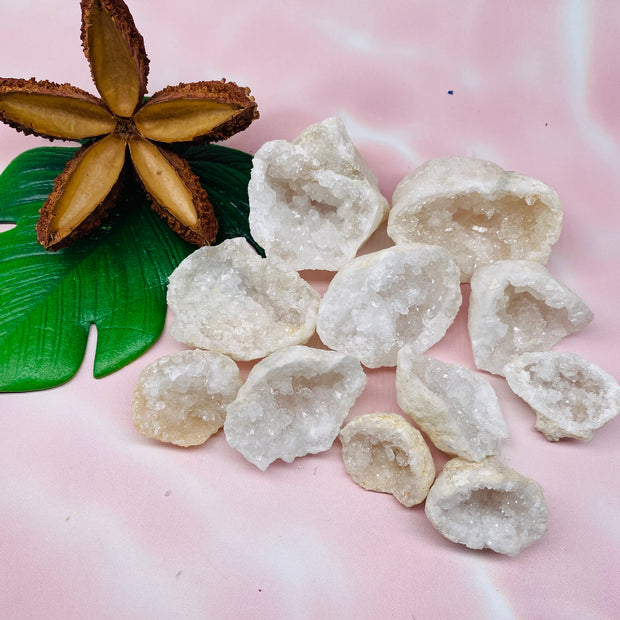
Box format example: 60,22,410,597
387,157,562,282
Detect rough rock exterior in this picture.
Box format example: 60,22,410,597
131,350,242,446
468,260,593,375
167,237,321,360
425,457,548,556
504,351,620,441
316,244,462,368
339,413,435,506
387,157,562,282
396,347,508,461
248,117,390,271
224,346,366,470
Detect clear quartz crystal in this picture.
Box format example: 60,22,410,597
396,347,508,461
387,157,562,282
224,346,366,470
132,350,242,447
504,351,620,441
166,237,320,361
339,413,435,506
425,457,547,556
248,117,390,271
468,260,593,375
316,244,462,368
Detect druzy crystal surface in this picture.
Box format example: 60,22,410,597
425,457,547,556
339,413,435,507
167,237,320,360
131,349,242,447
468,260,593,375
248,117,389,270
224,346,366,470
387,157,562,282
504,351,620,441
396,347,508,461
316,244,462,368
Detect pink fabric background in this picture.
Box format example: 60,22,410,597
1,1,619,618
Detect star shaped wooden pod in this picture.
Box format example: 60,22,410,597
0,0,258,251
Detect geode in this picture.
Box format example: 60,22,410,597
316,244,462,368
396,347,508,461
248,117,390,271
387,157,562,282
468,260,593,375
166,237,321,360
131,349,242,447
504,351,620,441
224,345,366,470
425,457,548,556
339,413,436,507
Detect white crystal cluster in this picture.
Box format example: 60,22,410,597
424,457,548,556
396,346,508,461
131,350,242,447
387,157,562,282
469,260,593,375
248,117,390,271
224,346,366,470
339,413,436,507
167,237,320,361
504,352,620,441
316,244,462,368
129,118,619,558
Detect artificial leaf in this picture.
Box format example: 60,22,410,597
0,143,257,392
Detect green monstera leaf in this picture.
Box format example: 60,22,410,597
0,143,256,392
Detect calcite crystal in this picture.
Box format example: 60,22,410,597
468,260,593,375
316,244,462,368
339,413,435,507
167,237,321,360
224,346,366,470
131,349,242,447
504,351,620,441
425,457,547,556
248,117,390,271
387,157,562,282
396,347,508,461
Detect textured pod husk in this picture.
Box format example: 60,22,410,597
36,140,126,251
80,0,149,117
136,80,259,143
0,77,115,140
130,140,218,246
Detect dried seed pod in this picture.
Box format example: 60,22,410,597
468,260,593,375
1,0,259,251
128,137,217,246
167,238,321,361
504,351,620,441
81,0,149,117
131,350,242,447
248,117,390,271
36,134,127,250
224,346,366,470
396,347,508,461
425,457,547,556
387,157,562,282
339,413,435,507
134,80,258,144
316,244,462,368
0,78,117,140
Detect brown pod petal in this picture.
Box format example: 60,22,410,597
37,134,127,250
0,78,116,140
128,136,217,246
80,0,149,117
135,79,259,143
